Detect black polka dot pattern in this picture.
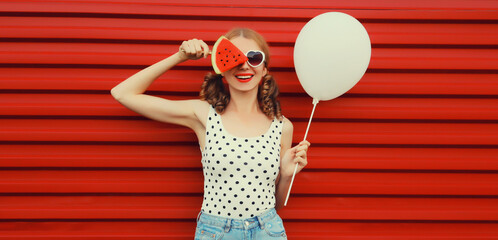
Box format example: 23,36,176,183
201,106,283,219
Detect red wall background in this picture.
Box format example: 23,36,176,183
1,0,498,239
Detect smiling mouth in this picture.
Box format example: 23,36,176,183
235,74,254,83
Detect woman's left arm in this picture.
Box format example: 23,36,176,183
275,117,310,210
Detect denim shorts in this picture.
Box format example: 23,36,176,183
194,208,287,240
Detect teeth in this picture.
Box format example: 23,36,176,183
236,75,252,79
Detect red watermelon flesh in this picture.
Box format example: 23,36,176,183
211,36,248,74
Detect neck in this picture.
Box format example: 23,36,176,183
226,86,260,115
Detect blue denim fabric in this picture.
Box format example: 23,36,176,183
194,208,287,240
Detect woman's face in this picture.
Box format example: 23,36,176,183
222,36,268,92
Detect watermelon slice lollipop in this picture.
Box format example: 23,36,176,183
211,36,248,74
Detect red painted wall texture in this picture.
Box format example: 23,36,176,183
1,0,498,239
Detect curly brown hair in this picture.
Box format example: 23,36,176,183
199,28,282,119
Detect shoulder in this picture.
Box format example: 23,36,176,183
279,116,293,150
280,116,293,145
281,116,293,134
188,99,211,128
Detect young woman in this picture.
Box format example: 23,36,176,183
111,28,310,239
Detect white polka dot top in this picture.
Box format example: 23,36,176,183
201,105,284,219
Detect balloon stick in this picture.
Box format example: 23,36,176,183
284,98,319,206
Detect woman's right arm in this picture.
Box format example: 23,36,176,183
110,39,210,130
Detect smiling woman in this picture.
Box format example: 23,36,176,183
110,27,310,239
201,28,279,120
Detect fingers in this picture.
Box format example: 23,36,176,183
193,40,203,58
179,39,210,59
295,149,307,158
295,140,310,153
298,140,311,148
292,140,310,167
200,41,210,58
294,151,308,167
289,140,310,156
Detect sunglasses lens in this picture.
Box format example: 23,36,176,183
247,51,264,67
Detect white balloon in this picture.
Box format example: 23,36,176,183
294,12,371,101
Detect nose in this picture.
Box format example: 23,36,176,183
238,60,250,69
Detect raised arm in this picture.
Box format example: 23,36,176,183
110,39,210,131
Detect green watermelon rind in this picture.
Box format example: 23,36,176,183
211,36,227,74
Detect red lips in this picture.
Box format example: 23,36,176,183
234,73,254,83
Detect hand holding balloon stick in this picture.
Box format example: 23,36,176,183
284,12,372,206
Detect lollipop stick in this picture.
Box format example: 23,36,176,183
284,98,319,206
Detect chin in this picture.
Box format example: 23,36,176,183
228,78,261,92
